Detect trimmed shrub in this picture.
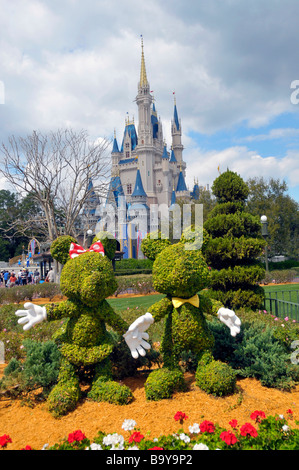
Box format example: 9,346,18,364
0,339,60,396
140,231,171,261
152,243,210,298
203,170,265,309
87,378,133,405
195,360,236,397
230,322,298,390
50,235,77,265
144,368,186,401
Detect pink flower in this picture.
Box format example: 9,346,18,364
0,434,12,448
68,430,87,443
250,410,266,423
199,420,215,434
128,431,144,444
174,411,188,424
220,430,238,445
229,419,238,429
240,423,258,438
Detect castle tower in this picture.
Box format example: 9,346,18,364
97,38,191,257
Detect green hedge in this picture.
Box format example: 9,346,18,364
114,258,153,275
262,269,298,284
268,260,299,271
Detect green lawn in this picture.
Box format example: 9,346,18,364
108,284,299,313
108,293,164,313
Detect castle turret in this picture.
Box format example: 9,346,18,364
171,96,184,165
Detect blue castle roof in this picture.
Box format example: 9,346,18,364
162,144,169,159
112,136,120,153
106,175,125,207
131,169,147,198
121,122,138,152
174,104,180,131
170,149,177,163
176,170,188,192
151,103,159,139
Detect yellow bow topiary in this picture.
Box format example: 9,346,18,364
171,294,199,309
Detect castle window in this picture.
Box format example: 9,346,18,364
127,183,132,194
125,143,130,149
126,151,130,158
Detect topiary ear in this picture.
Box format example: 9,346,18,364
140,230,171,261
93,231,117,261
180,225,210,251
50,235,77,265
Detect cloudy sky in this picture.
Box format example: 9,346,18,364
1,0,299,202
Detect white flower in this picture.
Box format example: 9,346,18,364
41,443,49,450
179,433,190,444
193,443,209,450
279,414,285,420
282,425,290,432
122,419,137,431
189,423,200,434
128,445,139,450
86,443,103,450
103,433,125,448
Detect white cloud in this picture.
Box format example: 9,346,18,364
0,0,299,201
239,128,299,143
185,145,299,191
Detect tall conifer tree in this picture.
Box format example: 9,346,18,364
203,170,265,310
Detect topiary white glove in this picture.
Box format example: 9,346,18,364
15,302,47,331
217,307,241,337
123,312,154,359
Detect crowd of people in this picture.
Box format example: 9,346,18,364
0,268,41,287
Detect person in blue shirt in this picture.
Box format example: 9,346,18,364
3,271,10,287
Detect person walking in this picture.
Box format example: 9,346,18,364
21,269,27,285
9,272,17,287
3,271,9,287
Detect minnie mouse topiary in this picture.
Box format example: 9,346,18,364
15,235,133,417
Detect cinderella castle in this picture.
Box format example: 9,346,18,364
85,38,200,258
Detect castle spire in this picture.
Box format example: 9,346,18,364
139,35,148,88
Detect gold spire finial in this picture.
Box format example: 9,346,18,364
140,35,148,87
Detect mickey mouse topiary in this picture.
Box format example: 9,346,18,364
15,236,133,417
123,228,241,400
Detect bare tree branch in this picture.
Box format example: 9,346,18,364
0,128,111,242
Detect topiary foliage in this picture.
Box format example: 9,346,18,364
50,235,77,266
140,230,171,261
152,243,210,298
211,170,249,204
195,360,236,397
203,170,265,310
180,225,210,251
36,235,133,416
140,235,238,400
93,231,117,261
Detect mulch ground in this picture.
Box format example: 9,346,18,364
0,365,299,450
1,288,299,450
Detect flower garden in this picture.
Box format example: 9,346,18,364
1,170,299,452
1,407,298,450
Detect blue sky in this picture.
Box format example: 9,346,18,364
0,0,299,203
